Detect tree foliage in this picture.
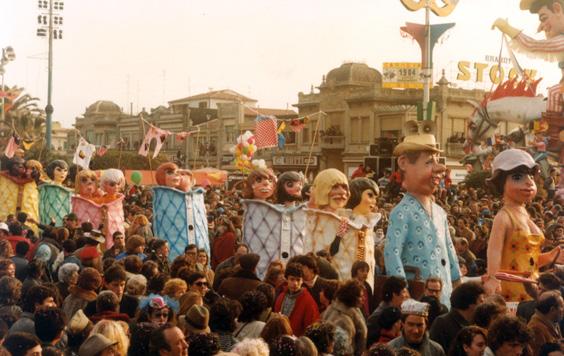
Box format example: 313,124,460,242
2,86,45,139
463,170,491,189
89,149,169,170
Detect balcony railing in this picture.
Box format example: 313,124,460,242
319,135,345,149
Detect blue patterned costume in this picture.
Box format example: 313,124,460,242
39,184,72,226
152,186,209,261
384,193,460,307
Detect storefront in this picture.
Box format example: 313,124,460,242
272,155,319,182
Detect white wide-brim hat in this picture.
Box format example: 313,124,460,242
393,134,443,156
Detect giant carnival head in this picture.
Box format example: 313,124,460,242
45,160,69,185
76,170,99,198
487,148,538,203
394,127,445,197
155,162,194,192
275,171,305,205
243,168,277,200
25,160,47,184
522,0,564,39
100,169,125,196
311,168,350,212
6,157,26,179
347,178,379,216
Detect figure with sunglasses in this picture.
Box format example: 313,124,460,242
152,162,209,261
0,157,39,234
242,169,306,279
138,294,179,327
485,149,561,301
39,160,72,227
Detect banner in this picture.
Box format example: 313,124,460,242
382,62,423,89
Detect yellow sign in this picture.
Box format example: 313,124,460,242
456,61,537,84
383,62,423,89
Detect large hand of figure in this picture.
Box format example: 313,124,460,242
492,18,521,39
483,275,502,295
329,217,350,256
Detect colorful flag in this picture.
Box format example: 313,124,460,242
138,125,171,158
175,131,192,142
255,115,278,149
73,138,96,169
96,145,108,157
290,118,305,133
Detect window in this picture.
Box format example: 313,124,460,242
285,131,296,144
360,116,370,144
225,125,236,144
198,101,208,109
350,117,360,143
302,126,310,144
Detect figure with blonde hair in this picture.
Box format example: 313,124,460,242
90,319,130,356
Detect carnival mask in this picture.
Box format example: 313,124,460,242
328,183,349,211
252,176,275,200
53,166,68,184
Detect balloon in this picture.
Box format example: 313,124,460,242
131,171,142,185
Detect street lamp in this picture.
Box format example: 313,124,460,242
37,0,64,152
0,46,16,124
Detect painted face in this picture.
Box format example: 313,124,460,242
401,152,445,196
10,161,26,178
177,171,194,192
150,307,170,327
328,183,350,211
463,334,487,356
503,167,537,204
354,189,378,216
164,168,181,188
252,175,274,200
403,315,427,344
79,175,97,197
102,180,121,195
538,4,564,39
284,180,303,198
53,166,68,184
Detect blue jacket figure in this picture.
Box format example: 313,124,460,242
384,125,460,307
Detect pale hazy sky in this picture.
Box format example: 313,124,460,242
0,0,561,128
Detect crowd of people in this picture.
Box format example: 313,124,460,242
0,152,560,356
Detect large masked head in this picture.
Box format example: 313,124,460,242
46,160,69,185
311,169,350,211
394,134,445,197
6,158,26,179
243,168,276,200
347,178,379,216
156,162,182,189
524,0,564,39
100,169,125,196
275,171,305,204
76,170,99,198
487,149,538,204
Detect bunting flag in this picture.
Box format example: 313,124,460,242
547,84,563,113
138,124,172,158
4,135,19,158
290,117,306,132
73,137,96,169
175,131,192,142
277,121,286,133
255,115,278,149
96,145,108,157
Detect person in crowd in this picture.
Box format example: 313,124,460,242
293,254,333,312
233,290,268,341
517,272,562,323
274,262,320,337
90,320,130,356
3,332,42,356
179,304,210,337
388,300,445,356
527,290,564,355
304,321,337,356
10,285,57,335
430,282,486,353
0,276,22,318
209,297,238,352
185,271,210,299
484,316,532,356
472,302,506,329
231,337,270,356
186,333,220,355
125,273,147,300
55,262,79,300
62,267,102,320
103,231,126,259
367,276,409,346
12,241,29,282
116,235,146,262
260,314,293,345
162,278,187,302
137,294,177,328
218,253,263,300
211,216,237,269
90,291,130,323
256,283,277,323
21,259,45,296
0,259,15,280
373,306,402,346
447,326,488,356
422,276,448,314
34,307,66,349
149,323,188,356
213,243,249,290
322,279,367,356
148,239,170,276
78,333,119,356
264,262,286,294
84,264,138,318
352,260,374,316
197,249,214,285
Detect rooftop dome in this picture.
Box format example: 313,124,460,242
85,100,122,115
325,63,382,87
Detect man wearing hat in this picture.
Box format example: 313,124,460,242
384,133,460,307
217,253,263,300
78,333,118,356
492,0,564,82
388,299,445,356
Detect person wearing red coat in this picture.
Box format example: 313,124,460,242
273,262,319,336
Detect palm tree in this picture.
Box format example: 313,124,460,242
2,85,45,140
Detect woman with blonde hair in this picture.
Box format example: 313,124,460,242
90,319,130,356
127,214,153,240
162,278,187,301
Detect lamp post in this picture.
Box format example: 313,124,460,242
0,46,16,124
37,0,64,153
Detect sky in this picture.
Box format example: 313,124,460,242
0,0,561,128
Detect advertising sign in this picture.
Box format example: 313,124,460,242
382,62,423,89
